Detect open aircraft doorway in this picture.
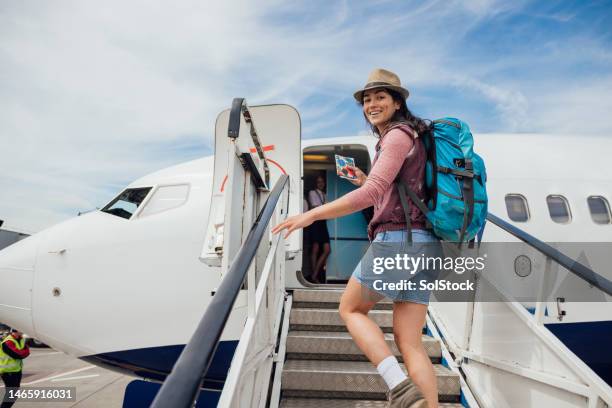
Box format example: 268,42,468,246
301,144,372,285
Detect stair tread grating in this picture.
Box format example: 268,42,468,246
292,289,393,308
292,288,389,300
289,308,425,333
286,331,441,360
283,290,461,402
290,308,394,327
287,331,433,340
283,359,456,375
280,399,463,408
282,360,460,397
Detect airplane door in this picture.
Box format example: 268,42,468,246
201,103,302,271
325,174,369,280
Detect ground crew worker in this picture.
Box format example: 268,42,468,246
0,329,30,408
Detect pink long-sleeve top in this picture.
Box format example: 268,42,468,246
344,124,427,240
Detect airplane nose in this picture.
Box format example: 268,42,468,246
0,236,39,335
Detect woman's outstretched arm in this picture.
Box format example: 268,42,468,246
271,194,355,238
272,128,415,238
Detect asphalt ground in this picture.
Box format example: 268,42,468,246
0,348,134,407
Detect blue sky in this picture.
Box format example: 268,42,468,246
1,0,611,232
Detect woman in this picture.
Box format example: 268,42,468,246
272,68,438,408
307,175,331,283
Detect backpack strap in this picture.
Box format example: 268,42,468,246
392,124,430,246
458,159,475,243
396,181,413,245
396,180,431,246
437,166,474,179
397,180,430,216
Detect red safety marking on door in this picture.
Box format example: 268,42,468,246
249,144,275,153
220,175,228,192
267,158,287,175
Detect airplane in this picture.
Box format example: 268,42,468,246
0,102,611,407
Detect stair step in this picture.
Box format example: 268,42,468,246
281,360,460,401
290,308,426,333
286,331,441,362
292,289,392,310
290,308,399,332
280,399,464,408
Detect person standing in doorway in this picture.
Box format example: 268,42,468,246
307,175,331,283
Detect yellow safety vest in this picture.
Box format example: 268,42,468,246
0,335,25,373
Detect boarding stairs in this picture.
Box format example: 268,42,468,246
278,289,463,407
150,99,612,408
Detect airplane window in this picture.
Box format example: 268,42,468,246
505,194,529,222
546,195,571,224
101,187,152,220
587,196,611,224
139,184,190,217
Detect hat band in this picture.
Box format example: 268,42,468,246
364,81,396,89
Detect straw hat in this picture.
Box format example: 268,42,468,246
353,68,410,102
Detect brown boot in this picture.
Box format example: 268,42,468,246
387,378,429,408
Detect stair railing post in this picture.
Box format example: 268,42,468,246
534,256,553,325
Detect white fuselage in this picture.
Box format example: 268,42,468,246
0,132,610,380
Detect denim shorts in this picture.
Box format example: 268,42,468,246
352,229,441,304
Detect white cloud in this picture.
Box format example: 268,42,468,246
0,1,611,232
528,77,612,134
459,0,525,17
455,76,529,131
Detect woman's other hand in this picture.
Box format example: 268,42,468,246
346,166,367,187
272,212,315,238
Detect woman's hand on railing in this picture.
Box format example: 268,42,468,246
346,165,367,187
272,211,315,239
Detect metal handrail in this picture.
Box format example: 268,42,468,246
151,175,289,408
486,213,612,297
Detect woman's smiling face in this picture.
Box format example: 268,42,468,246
362,88,400,131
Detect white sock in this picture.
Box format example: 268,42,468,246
376,355,407,390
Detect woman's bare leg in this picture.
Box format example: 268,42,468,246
310,242,320,282
393,302,439,408
339,277,391,365
314,242,331,283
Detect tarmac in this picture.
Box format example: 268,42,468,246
0,347,135,407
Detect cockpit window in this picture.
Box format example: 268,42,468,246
138,184,190,217
102,187,152,219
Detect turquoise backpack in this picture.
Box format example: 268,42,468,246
397,118,488,243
